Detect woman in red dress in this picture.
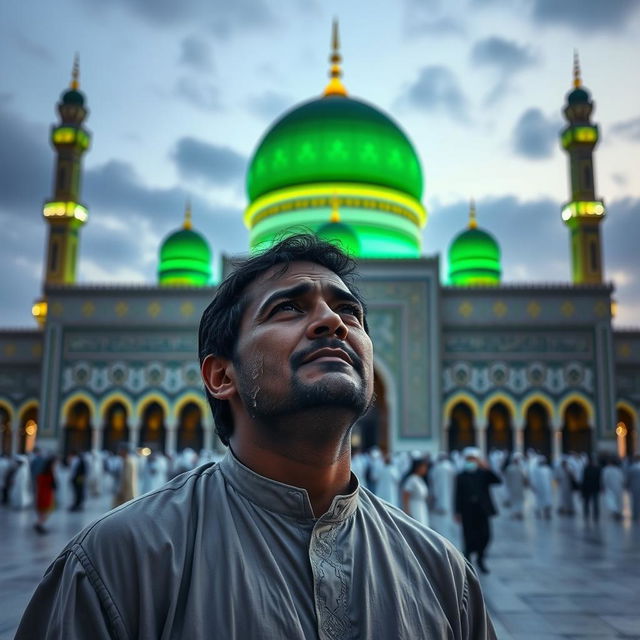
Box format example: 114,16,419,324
34,456,57,534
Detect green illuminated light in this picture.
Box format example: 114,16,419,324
561,126,598,149
52,127,90,149
158,228,212,287
448,227,501,286
561,200,606,221
43,201,88,223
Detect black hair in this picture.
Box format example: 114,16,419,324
198,233,368,446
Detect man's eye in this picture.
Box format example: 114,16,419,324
271,301,300,315
338,304,362,318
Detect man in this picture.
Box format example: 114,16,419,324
581,454,602,523
17,235,496,639
112,442,138,508
454,447,501,574
67,449,86,512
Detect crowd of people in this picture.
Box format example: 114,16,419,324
0,445,224,533
2,444,640,540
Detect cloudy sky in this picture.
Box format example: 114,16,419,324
2,0,640,327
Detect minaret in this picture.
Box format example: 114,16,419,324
560,52,605,284
33,56,91,326
323,19,347,97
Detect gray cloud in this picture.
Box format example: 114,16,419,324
512,108,561,159
248,90,293,121
610,116,640,142
403,0,465,36
172,138,246,187
175,77,222,111
532,0,640,31
11,32,55,62
471,36,537,75
75,0,274,35
402,66,469,122
179,35,214,73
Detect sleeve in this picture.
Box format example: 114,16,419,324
460,561,498,640
14,546,126,640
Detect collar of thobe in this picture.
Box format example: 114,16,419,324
219,449,360,523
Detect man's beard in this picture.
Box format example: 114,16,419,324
235,339,372,430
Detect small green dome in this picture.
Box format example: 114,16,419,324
567,87,590,106
62,89,85,106
247,95,423,202
448,226,501,286
316,220,360,256
158,227,212,286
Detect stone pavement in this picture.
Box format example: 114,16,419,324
1,487,639,639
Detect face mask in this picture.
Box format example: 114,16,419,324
464,461,478,472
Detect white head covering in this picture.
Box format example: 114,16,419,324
463,447,482,459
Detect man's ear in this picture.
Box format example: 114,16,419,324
201,354,236,400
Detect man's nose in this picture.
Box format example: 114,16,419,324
306,302,348,340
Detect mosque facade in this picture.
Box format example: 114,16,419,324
1,39,639,461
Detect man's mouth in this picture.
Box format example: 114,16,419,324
302,348,353,366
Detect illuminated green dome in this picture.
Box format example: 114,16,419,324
62,89,85,106
317,218,360,256
158,211,211,286
247,95,423,202
448,209,501,286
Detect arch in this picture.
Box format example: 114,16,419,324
63,397,93,455
0,401,13,455
443,393,480,426
60,393,98,427
520,393,557,428
486,400,514,452
173,391,210,428
524,401,552,458
616,402,637,458
558,393,594,425
561,398,592,454
102,399,131,454
177,401,204,452
481,392,518,425
18,402,39,454
98,392,135,424
447,400,476,452
138,400,167,453
136,393,171,425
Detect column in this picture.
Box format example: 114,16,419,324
514,428,524,455
476,427,487,457
129,427,139,452
552,429,562,465
165,428,177,457
91,427,103,452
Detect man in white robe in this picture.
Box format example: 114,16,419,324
431,453,455,516
602,458,624,519
531,456,553,519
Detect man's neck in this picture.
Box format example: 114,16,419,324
229,415,353,517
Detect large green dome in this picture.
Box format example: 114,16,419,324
247,95,423,202
158,223,212,287
448,222,501,286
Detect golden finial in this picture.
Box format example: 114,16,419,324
323,19,347,97
469,199,478,229
573,50,581,88
71,54,80,90
183,199,192,230
330,193,341,223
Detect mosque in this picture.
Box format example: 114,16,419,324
0,28,638,460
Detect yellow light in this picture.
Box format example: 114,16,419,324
616,422,627,437
25,420,37,436
244,182,427,229
141,447,152,457
561,200,606,221
43,201,88,223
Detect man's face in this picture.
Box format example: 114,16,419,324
231,261,374,429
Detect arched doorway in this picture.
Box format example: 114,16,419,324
64,401,92,455
448,401,476,452
562,402,592,454
18,406,38,454
103,402,130,453
0,406,12,455
524,402,552,458
351,371,389,452
177,402,204,452
616,407,636,458
139,401,166,453
486,402,513,452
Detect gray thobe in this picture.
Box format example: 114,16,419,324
16,451,496,639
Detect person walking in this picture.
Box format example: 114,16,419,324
402,458,430,526
34,456,57,534
531,456,554,519
454,448,501,573
602,457,624,520
9,455,33,509
376,452,400,507
581,454,602,523
112,443,139,508
68,451,87,512
503,453,527,519
431,453,455,516
555,458,577,515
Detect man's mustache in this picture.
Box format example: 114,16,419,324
290,339,365,377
